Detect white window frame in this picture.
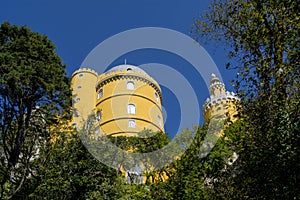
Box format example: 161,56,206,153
128,119,136,128
96,109,102,121
127,104,136,114
126,81,135,90
97,88,103,99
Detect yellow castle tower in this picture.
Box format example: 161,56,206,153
71,68,98,130
203,73,240,123
71,64,164,136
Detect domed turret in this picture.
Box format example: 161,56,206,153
71,65,164,137
96,64,164,136
105,64,149,76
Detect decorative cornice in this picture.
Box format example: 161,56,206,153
99,117,164,134
72,68,98,78
96,73,162,102
210,82,225,88
203,91,240,112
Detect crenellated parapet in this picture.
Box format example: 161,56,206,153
96,65,162,102
71,64,165,137
203,73,240,123
71,67,98,78
203,91,240,114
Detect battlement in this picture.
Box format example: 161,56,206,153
72,67,98,78
97,66,162,95
203,91,240,112
210,81,225,88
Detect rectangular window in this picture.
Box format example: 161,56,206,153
96,109,102,121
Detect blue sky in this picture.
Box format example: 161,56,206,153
1,0,236,138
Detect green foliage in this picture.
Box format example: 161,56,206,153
108,131,173,184
167,124,234,200
3,5,299,197
29,130,121,200
0,22,71,199
193,0,300,198
109,130,170,153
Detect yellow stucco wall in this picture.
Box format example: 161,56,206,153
203,98,239,123
95,67,164,136
71,68,98,130
71,65,164,137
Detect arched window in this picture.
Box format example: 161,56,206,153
75,98,80,102
127,104,136,114
128,119,136,128
97,88,103,99
126,81,135,90
78,73,84,78
77,86,82,90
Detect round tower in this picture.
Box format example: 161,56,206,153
95,64,164,137
203,74,240,123
71,68,98,129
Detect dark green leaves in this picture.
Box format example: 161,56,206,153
0,22,71,199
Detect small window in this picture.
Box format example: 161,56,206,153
128,119,136,128
78,73,84,78
155,92,159,101
127,68,132,71
73,110,79,117
126,81,135,90
97,88,103,99
75,98,80,102
127,104,136,114
96,109,102,121
158,115,162,126
72,123,77,128
77,86,82,90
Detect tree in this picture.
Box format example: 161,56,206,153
28,126,122,200
193,0,300,198
0,22,71,199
